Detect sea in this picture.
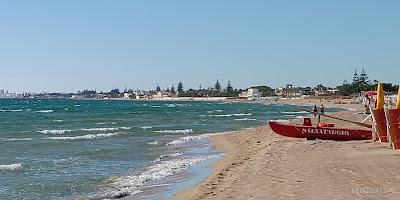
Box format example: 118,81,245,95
0,99,336,199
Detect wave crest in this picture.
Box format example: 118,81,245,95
0,163,23,171
154,129,193,134
46,132,124,140
94,155,215,199
167,132,224,145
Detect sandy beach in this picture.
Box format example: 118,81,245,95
173,99,400,200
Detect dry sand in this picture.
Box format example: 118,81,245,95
172,99,400,200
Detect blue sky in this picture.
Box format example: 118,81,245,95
0,0,399,93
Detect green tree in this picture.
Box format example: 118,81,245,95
352,69,359,85
226,81,234,96
359,68,369,85
337,84,353,96
177,81,184,96
214,79,221,92
171,85,176,94
303,87,312,96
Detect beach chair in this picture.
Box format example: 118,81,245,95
386,108,400,149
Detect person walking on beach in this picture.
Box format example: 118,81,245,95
312,105,318,117
320,105,325,114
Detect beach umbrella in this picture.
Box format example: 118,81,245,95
376,83,384,109
363,91,376,97
396,85,400,109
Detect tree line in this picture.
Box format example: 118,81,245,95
337,69,399,96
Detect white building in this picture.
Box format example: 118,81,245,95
239,88,261,100
123,93,131,99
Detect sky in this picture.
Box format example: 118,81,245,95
0,0,399,93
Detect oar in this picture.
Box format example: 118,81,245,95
297,108,372,129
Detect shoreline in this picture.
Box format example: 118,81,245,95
172,99,400,200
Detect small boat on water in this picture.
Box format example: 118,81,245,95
269,117,372,141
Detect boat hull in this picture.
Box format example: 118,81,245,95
269,121,372,141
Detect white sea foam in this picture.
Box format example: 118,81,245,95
38,129,72,135
153,152,184,162
281,111,308,114
0,138,33,141
0,109,23,112
46,132,124,140
208,114,232,117
95,122,117,125
155,129,193,134
80,127,119,132
284,115,296,117
234,118,257,121
141,126,153,130
167,132,225,145
208,113,252,117
0,163,23,171
232,113,252,116
36,110,54,113
37,127,130,134
98,155,215,199
147,141,158,145
52,120,64,123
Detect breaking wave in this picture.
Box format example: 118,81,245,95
36,110,54,113
45,132,124,141
154,129,193,134
147,141,158,145
208,113,252,117
153,152,184,162
0,163,23,172
37,127,131,134
281,111,308,114
38,129,72,135
208,114,232,117
0,138,33,141
92,155,215,199
234,118,257,121
167,132,225,145
80,128,119,132
0,109,23,112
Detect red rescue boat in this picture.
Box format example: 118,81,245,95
269,117,372,141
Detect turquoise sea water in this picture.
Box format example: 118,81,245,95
0,99,329,199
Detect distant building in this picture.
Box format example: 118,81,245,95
327,89,339,94
239,88,261,100
123,93,131,99
154,91,174,99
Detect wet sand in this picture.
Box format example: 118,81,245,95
173,99,400,200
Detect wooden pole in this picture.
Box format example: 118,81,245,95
297,108,372,129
